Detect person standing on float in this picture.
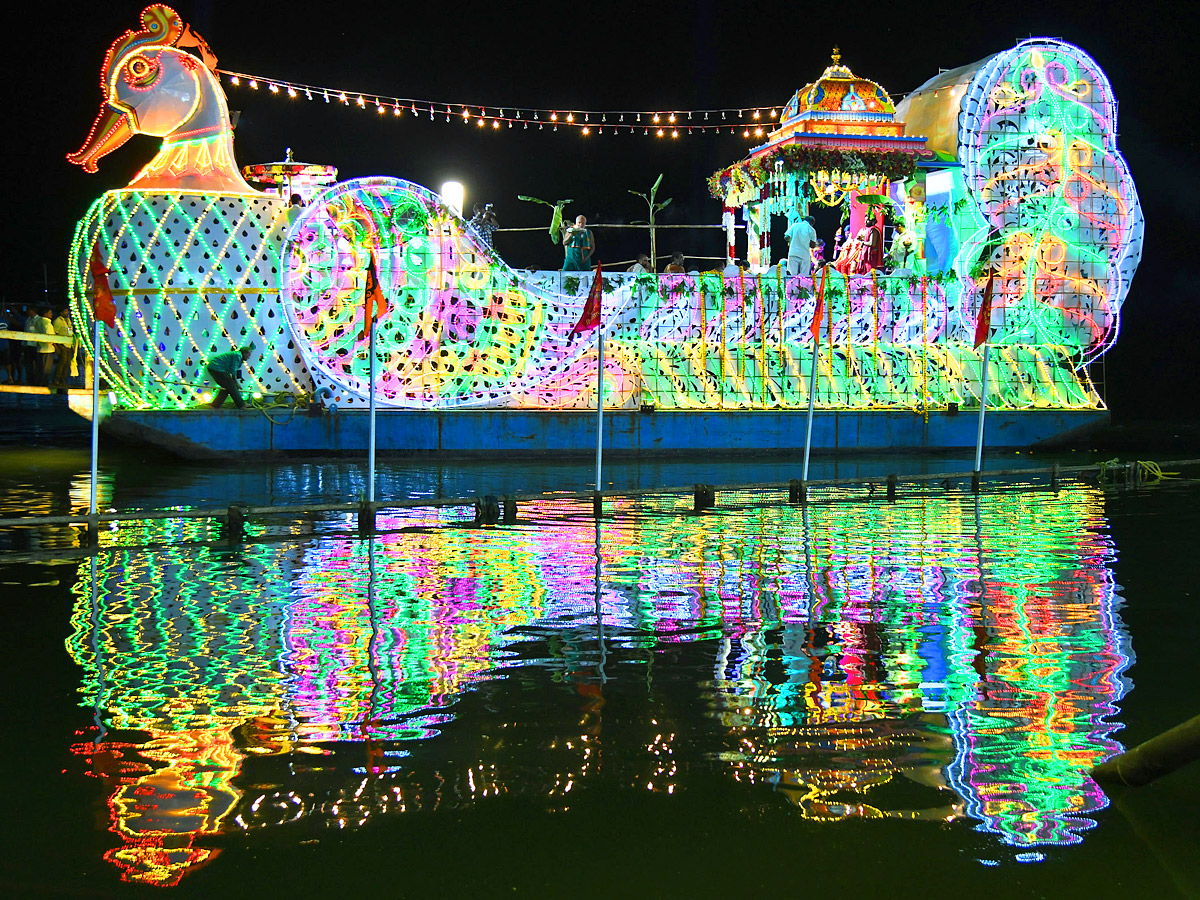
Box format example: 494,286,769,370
562,216,595,271
784,214,818,277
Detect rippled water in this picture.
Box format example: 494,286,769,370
3,448,1200,898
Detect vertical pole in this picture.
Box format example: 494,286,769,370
871,269,878,358
758,277,766,407
724,207,736,267
89,554,108,745
921,275,929,424
368,321,377,504
721,273,727,402
974,343,990,473
594,514,608,682
802,332,819,482
595,312,604,494
777,266,784,371
90,317,101,519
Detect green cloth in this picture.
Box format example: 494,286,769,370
563,227,594,271
206,350,242,376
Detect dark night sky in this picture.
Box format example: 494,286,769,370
9,0,1197,416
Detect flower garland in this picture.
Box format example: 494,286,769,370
708,145,919,200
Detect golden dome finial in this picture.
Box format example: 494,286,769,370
831,46,841,66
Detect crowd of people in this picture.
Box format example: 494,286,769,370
786,216,917,279
551,209,914,279
0,304,79,388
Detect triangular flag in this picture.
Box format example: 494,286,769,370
177,24,219,72
974,271,996,348
570,263,604,337
88,247,117,328
358,250,388,341
810,266,827,343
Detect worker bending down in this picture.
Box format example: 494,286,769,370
206,346,252,409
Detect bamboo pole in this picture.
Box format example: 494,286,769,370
1092,714,1200,787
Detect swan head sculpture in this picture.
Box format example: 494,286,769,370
67,4,257,194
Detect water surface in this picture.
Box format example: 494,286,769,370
2,447,1198,898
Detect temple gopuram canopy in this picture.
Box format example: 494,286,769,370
709,49,932,210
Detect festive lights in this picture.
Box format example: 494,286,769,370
68,9,1129,413
218,67,783,136
951,39,1143,364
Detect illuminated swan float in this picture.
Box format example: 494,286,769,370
66,6,1141,416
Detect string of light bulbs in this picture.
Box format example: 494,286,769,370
218,68,782,139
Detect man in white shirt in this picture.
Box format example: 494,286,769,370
627,254,653,274
784,214,818,277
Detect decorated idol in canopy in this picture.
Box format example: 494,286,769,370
710,48,932,271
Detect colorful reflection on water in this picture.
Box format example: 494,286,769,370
64,484,1129,886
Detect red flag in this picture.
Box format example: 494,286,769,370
974,271,996,348
810,266,827,343
88,247,116,328
569,262,603,337
358,250,388,341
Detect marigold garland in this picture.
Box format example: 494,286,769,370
708,145,919,200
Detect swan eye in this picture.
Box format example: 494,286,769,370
125,55,159,88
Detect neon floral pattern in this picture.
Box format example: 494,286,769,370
957,39,1143,363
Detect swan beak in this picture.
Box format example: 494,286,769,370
67,105,135,174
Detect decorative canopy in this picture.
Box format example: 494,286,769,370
242,147,337,198
780,47,898,132
709,49,929,207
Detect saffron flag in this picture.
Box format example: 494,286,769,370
88,248,116,328
177,24,219,72
974,271,996,348
570,263,604,337
810,266,827,343
358,250,388,341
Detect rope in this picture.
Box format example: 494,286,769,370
1096,458,1181,485
1135,460,1179,484
249,391,307,426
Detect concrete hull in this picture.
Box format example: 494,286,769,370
104,407,1110,460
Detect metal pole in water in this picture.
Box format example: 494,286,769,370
595,315,604,494
974,342,990,474
368,322,377,505
90,317,101,519
802,268,825,482
89,554,107,745
802,344,819,482
594,516,607,683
